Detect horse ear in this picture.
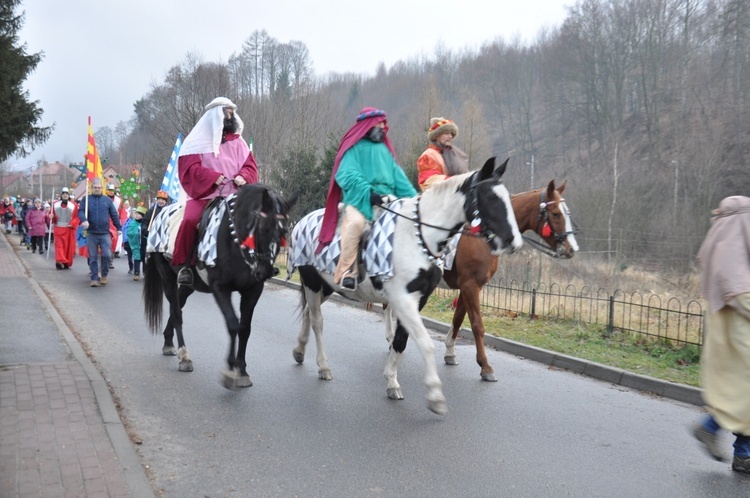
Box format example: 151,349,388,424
477,157,496,182
286,191,299,211
492,157,509,179
557,179,567,195
546,180,556,200
261,188,274,213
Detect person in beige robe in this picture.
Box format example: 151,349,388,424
692,196,750,473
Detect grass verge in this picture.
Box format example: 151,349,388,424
421,294,701,387
277,267,701,387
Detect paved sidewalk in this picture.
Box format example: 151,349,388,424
0,231,153,497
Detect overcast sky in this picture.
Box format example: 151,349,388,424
14,0,571,169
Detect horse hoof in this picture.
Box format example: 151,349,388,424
427,399,448,415
178,361,194,372
220,370,252,390
293,350,305,364
386,387,404,400
162,346,177,356
481,372,498,382
444,355,458,366
235,376,253,388
318,369,333,380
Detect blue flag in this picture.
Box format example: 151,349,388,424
160,134,183,201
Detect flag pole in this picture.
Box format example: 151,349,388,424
46,187,54,261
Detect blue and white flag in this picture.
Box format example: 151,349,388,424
160,133,183,202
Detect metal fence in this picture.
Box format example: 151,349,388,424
433,277,704,347
277,250,704,347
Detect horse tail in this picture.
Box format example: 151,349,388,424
143,254,164,334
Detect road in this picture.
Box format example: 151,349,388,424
22,248,749,497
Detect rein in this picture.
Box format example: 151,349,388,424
377,183,499,239
522,234,562,257
536,190,577,245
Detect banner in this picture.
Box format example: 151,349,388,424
160,133,183,202
85,116,104,188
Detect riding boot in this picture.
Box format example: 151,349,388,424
178,266,194,286
333,205,367,286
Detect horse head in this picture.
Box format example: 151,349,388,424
233,185,296,281
462,157,523,256
539,180,579,258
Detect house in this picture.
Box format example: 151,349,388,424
1,173,31,198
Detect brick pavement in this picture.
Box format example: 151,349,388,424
0,231,153,497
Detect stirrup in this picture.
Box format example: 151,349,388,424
177,267,194,286
340,271,357,291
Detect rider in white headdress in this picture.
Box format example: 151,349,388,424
172,97,259,285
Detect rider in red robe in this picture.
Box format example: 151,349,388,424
172,97,258,285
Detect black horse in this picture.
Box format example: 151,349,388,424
143,184,295,389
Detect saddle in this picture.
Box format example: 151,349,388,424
147,195,229,270
289,200,404,282
194,197,225,271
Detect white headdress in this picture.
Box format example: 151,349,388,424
178,97,246,158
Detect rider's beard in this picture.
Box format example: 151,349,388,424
223,116,239,135
443,145,470,176
366,127,385,143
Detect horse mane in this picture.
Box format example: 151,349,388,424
423,170,473,197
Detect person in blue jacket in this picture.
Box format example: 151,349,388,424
78,178,122,287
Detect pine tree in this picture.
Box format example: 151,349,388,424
0,0,52,162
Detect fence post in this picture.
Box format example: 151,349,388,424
530,288,536,320
608,295,614,336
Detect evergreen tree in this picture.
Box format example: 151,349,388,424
0,0,52,162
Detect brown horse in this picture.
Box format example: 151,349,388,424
441,180,579,381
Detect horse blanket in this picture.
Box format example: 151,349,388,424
289,200,405,281
146,195,234,268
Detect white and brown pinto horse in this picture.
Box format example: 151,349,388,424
287,157,523,415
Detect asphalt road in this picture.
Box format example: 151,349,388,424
21,248,750,497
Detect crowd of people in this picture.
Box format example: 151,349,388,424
2,183,171,286
2,97,748,474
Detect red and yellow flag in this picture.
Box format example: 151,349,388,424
85,116,104,187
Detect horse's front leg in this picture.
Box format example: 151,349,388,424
461,283,496,382
444,292,467,366
211,287,250,389
388,296,447,415
231,284,264,388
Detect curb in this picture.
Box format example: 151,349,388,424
7,235,155,497
270,277,703,406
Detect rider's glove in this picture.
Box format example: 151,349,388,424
370,191,384,207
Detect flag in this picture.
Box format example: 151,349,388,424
85,116,104,188
160,133,183,202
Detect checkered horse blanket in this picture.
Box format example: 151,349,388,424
289,200,405,281
146,195,234,268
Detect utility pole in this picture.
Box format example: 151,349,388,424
526,154,535,190
672,160,679,224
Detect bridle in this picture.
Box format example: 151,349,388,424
224,194,288,272
377,176,503,262
523,189,578,257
